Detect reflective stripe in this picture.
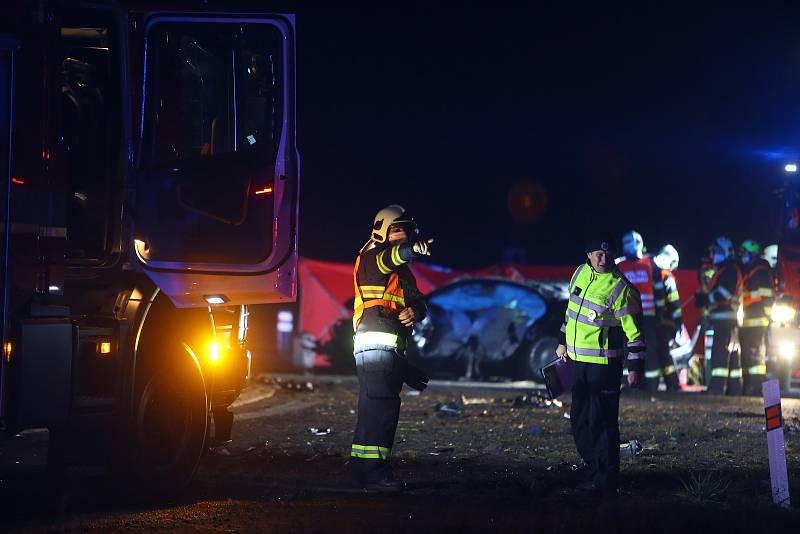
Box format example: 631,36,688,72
567,344,623,358
351,444,391,460
376,250,392,274
645,369,661,378
710,312,737,320
559,322,566,333
627,339,646,349
741,317,769,328
569,293,609,314
568,265,585,290
627,351,645,360
382,293,406,306
655,298,666,307
391,245,406,266
717,286,733,300
608,277,629,308
567,308,620,327
746,364,767,375
711,367,729,377
360,285,385,291
614,304,641,318
663,365,676,376
354,331,401,350
729,368,742,379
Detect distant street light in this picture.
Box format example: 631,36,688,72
785,163,798,173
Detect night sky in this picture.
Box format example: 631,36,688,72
292,4,800,269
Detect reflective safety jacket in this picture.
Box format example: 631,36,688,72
705,260,742,322
617,256,656,317
655,268,683,331
558,263,646,372
352,242,427,352
741,259,775,328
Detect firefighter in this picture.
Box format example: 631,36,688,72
695,237,742,395
653,244,683,387
616,231,677,390
350,205,432,492
556,236,645,497
739,240,774,396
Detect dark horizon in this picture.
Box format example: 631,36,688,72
293,4,800,270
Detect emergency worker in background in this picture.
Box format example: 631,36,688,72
351,205,432,492
616,231,677,390
556,236,644,497
739,240,774,395
652,244,683,390
695,237,742,395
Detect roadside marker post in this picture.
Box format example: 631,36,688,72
762,379,790,508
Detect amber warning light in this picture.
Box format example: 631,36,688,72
254,185,273,195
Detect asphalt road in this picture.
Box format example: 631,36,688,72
2,375,800,533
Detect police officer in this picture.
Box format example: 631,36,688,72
350,205,432,492
739,240,774,395
696,237,742,395
616,231,677,390
556,235,645,497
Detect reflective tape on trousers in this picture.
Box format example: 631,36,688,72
353,331,401,350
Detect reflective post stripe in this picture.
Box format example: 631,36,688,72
351,444,391,460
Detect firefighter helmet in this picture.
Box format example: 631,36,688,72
621,230,644,258
763,244,778,269
370,204,416,244
709,236,734,260
739,239,761,256
654,244,680,271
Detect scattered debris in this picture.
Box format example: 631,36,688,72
563,412,571,420
406,390,421,397
307,427,332,436
260,376,316,392
512,392,563,409
435,402,462,417
461,395,494,405
620,439,643,457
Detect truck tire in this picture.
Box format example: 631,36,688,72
132,350,207,495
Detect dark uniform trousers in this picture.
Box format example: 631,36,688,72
570,359,623,488
351,348,404,484
708,320,741,395
739,326,767,396
642,316,680,391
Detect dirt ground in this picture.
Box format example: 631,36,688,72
2,376,800,533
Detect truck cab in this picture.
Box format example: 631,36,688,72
0,1,298,490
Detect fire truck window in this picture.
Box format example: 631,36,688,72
150,24,282,166
60,26,119,260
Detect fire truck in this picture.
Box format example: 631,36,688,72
0,1,298,490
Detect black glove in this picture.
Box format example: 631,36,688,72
694,292,708,308
404,362,429,392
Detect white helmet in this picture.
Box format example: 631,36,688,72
762,244,778,269
654,244,680,271
621,230,644,259
370,204,416,244
709,236,734,264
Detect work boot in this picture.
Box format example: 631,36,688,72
364,474,405,494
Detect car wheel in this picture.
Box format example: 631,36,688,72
526,336,559,382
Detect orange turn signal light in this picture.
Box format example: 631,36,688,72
98,341,112,355
3,342,12,362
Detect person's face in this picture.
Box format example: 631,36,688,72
388,225,408,245
587,250,611,272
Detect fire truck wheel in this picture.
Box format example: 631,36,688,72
132,351,208,495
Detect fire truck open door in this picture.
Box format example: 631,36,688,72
134,14,298,308
0,36,18,420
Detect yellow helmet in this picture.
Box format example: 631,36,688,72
370,204,415,244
